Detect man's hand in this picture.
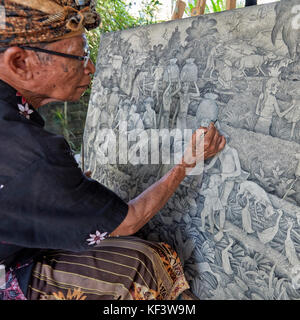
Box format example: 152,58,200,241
181,122,226,169
110,122,226,238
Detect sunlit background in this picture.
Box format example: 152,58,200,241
126,0,280,21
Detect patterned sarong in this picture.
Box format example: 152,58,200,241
27,236,190,300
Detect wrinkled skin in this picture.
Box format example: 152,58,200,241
0,34,95,108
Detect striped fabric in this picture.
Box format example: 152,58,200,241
27,236,189,300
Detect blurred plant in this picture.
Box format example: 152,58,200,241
185,0,225,14
52,103,76,152
209,0,226,12
87,0,162,64
134,0,163,24
83,0,162,98
185,0,245,15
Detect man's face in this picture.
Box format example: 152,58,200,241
28,34,95,103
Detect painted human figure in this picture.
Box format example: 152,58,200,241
95,125,116,165
174,81,201,131
282,84,300,139
127,105,147,167
85,90,106,171
159,79,181,129
88,102,101,131
200,174,224,235
128,104,144,132
284,100,300,139
107,86,121,127
113,99,131,131
204,142,249,240
127,104,144,150
203,44,222,78
142,97,157,130
216,58,233,90
163,58,180,83
221,237,234,275
151,61,164,102
254,78,294,135
240,191,255,234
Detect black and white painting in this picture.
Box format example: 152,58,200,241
83,0,300,299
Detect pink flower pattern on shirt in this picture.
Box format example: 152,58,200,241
18,103,34,120
16,92,34,120
86,231,108,246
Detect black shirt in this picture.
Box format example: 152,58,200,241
0,80,128,269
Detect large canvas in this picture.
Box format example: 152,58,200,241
83,1,300,299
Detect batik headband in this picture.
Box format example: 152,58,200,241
0,0,101,46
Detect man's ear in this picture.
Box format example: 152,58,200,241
3,47,34,81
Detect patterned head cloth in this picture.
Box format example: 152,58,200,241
0,0,101,46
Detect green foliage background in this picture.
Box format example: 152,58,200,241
87,0,162,65
87,0,246,67
186,0,245,15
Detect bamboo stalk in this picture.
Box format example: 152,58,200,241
226,0,236,10
171,0,186,20
191,0,206,17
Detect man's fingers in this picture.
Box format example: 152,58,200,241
190,123,226,161
211,125,221,147
205,124,220,152
197,126,209,133
218,136,226,152
203,122,217,142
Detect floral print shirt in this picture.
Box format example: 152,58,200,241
0,80,128,299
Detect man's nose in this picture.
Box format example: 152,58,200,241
85,58,96,76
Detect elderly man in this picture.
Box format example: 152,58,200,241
0,0,225,300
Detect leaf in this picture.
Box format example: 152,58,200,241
254,173,263,182
272,169,278,178
183,238,196,261
251,292,265,300
259,167,265,178
287,189,296,196
275,278,286,295
201,241,215,263
211,0,218,12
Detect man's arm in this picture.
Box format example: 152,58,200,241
110,123,226,236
